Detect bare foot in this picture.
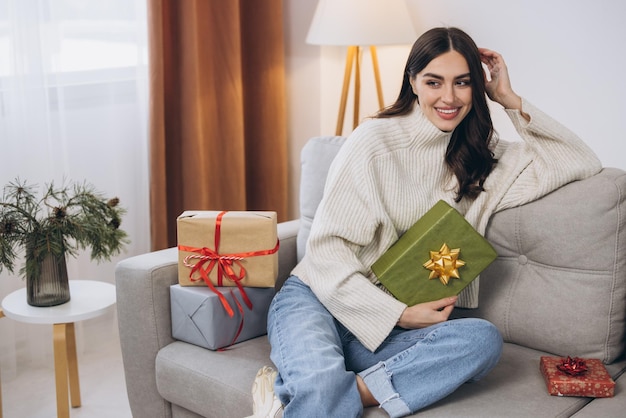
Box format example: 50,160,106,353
356,375,379,407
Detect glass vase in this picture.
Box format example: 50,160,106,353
26,253,71,307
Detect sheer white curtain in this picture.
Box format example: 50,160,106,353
0,0,149,380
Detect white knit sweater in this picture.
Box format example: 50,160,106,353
292,99,601,352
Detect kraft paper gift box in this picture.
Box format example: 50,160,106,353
540,356,615,398
170,284,275,350
177,210,279,288
371,200,497,306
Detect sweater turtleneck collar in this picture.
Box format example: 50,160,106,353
402,102,453,144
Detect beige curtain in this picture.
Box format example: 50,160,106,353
148,0,288,250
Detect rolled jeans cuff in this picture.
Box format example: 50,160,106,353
358,362,411,418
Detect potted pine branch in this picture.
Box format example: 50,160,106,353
0,179,129,306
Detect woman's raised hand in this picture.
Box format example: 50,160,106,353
479,48,523,112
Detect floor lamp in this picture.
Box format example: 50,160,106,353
306,0,416,136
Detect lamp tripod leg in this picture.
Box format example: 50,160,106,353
336,46,356,136
335,45,385,135
370,45,384,109
353,46,361,130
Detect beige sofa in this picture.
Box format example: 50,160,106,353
116,136,626,417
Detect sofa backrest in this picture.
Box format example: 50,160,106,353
474,167,626,363
297,136,346,261
297,136,626,364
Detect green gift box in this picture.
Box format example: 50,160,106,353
371,200,497,306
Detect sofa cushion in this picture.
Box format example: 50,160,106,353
156,338,626,418
571,371,626,417
461,168,626,363
408,344,626,418
297,135,346,261
156,339,272,418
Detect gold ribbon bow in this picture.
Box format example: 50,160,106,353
423,243,465,285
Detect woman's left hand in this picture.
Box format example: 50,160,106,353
397,296,457,329
479,48,523,111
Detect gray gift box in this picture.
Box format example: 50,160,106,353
170,284,275,350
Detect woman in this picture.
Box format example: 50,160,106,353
248,27,601,418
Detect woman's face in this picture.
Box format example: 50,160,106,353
410,50,473,132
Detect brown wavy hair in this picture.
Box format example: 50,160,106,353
377,27,497,202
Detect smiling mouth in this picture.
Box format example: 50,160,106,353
436,108,460,120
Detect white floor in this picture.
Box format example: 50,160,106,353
0,310,132,418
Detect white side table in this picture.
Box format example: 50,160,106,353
1,280,116,418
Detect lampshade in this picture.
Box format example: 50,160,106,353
306,0,416,46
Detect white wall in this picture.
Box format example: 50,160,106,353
284,0,626,218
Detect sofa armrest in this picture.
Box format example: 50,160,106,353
276,219,299,290
115,219,299,417
116,247,179,418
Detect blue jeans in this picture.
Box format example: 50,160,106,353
268,276,502,418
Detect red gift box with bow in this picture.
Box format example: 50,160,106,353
540,356,615,398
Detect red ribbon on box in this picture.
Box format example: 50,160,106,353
178,211,280,318
557,356,588,376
